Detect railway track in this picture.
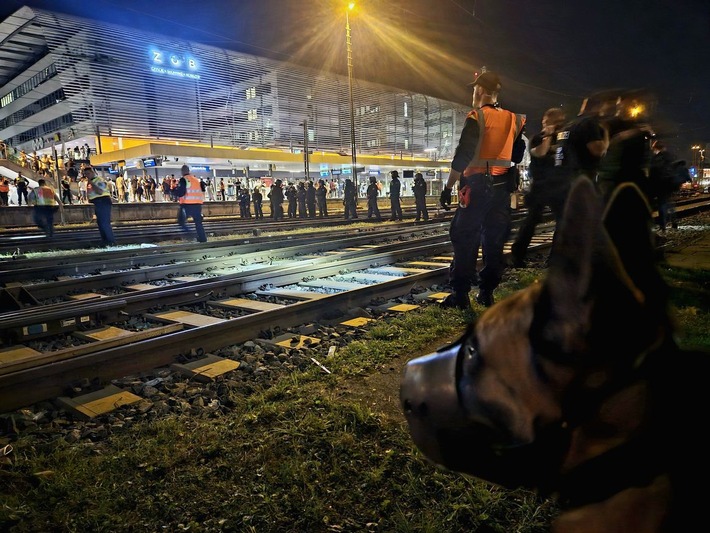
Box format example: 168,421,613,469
1,195,708,414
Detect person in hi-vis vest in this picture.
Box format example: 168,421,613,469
28,178,62,238
176,164,207,242
439,70,526,309
86,166,117,247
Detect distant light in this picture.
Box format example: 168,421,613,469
348,2,355,10
629,104,644,118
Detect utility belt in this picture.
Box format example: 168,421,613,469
459,166,519,208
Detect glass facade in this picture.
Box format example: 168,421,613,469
0,7,468,163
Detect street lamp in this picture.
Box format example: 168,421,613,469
346,2,358,196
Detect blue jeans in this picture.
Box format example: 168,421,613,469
91,196,116,245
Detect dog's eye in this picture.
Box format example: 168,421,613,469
461,338,482,374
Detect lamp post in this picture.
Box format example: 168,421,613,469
346,2,358,196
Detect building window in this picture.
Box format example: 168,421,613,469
247,109,258,121
404,102,408,118
0,62,56,109
246,87,256,100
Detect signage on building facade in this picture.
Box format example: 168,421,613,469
150,48,201,80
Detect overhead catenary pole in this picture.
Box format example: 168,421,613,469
346,3,358,197
303,119,310,180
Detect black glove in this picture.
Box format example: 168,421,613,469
440,187,452,210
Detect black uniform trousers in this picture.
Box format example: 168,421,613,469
390,196,403,220
448,173,511,295
367,198,381,219
178,203,207,242
510,175,571,263
414,195,428,220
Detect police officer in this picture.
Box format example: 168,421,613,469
366,175,382,220
413,172,428,221
28,178,62,237
85,166,117,247
510,107,567,267
596,89,655,203
388,170,403,221
15,173,29,206
343,178,357,219
176,164,207,242
554,91,615,183
440,71,526,308
315,179,328,218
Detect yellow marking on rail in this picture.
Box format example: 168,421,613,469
73,326,133,342
275,335,321,349
214,298,285,312
124,283,156,291
388,303,420,312
428,292,451,301
152,310,226,327
340,317,374,327
57,385,141,419
0,345,41,365
172,355,241,382
68,292,105,300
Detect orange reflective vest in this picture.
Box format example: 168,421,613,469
463,107,526,177
0,181,8,193
179,174,204,204
34,185,58,206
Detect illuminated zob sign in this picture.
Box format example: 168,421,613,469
150,48,201,80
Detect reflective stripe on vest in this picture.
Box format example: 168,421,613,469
179,174,204,204
35,185,57,206
463,107,526,177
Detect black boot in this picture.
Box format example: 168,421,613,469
475,289,494,308
440,292,470,310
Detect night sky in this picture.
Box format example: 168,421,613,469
1,0,708,161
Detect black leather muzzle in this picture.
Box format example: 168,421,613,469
400,334,570,491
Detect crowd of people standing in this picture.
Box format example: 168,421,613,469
439,70,692,310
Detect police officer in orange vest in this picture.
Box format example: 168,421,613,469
28,178,62,237
440,71,526,308
176,164,207,242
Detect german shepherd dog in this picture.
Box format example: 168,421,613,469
401,177,709,532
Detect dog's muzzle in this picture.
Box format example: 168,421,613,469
400,338,570,491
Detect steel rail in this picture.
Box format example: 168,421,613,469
0,248,452,411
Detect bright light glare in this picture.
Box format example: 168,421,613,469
348,2,355,10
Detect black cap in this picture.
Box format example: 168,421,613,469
181,164,190,175
391,170,399,178
469,71,502,92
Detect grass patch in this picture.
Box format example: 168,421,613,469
1,263,707,532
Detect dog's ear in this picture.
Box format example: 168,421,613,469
535,177,604,356
598,182,674,350
602,183,665,304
